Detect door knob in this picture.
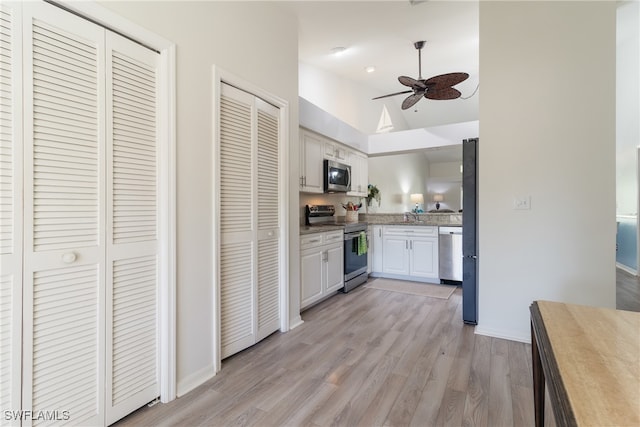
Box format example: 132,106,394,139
61,252,77,264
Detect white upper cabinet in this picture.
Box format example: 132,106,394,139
299,127,368,196
347,150,368,197
299,128,323,193
324,140,347,161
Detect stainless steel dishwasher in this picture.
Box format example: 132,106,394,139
439,226,463,282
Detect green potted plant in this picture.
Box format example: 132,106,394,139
366,184,381,207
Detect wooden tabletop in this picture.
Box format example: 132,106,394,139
531,301,640,426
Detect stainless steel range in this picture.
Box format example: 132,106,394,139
305,205,369,292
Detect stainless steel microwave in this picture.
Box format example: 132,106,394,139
323,159,351,193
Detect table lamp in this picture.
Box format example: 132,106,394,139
410,193,424,213
433,194,444,210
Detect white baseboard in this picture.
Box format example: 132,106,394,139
289,316,304,330
176,364,216,398
474,325,531,344
616,263,638,276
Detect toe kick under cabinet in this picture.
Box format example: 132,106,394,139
373,225,439,282
300,230,344,309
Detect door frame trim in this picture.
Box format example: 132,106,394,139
56,0,178,403
212,65,290,373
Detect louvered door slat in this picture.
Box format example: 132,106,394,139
217,83,281,360
257,240,279,336
257,109,279,231
220,240,254,358
255,100,280,341
218,85,255,359
105,32,159,425
111,256,156,406
111,47,156,245
0,3,22,423
31,16,100,253
31,264,99,425
220,95,252,234
22,3,105,425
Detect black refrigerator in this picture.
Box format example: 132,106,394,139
462,138,478,324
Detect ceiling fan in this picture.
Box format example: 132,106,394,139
372,41,469,110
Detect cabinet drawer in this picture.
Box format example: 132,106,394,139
383,226,436,237
324,230,343,244
300,233,324,249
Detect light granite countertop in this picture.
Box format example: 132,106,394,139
300,213,462,235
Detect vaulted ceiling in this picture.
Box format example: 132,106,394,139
286,1,479,133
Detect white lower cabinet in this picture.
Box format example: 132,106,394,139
371,225,383,273
409,238,438,278
376,226,439,282
382,236,410,274
300,230,344,309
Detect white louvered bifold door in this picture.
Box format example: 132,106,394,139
105,32,159,426
218,83,280,359
219,84,255,358
22,2,106,425
0,3,23,424
255,99,280,342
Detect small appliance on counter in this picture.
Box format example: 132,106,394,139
305,204,369,292
305,204,336,226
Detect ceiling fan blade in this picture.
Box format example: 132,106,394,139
425,87,462,100
401,92,425,110
424,72,469,90
398,76,426,89
372,90,413,100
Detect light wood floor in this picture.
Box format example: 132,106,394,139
116,285,539,427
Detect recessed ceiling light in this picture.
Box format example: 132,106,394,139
365,66,376,73
330,46,347,56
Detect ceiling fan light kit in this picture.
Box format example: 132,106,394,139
372,40,469,110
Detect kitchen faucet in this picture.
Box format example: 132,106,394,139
404,211,420,222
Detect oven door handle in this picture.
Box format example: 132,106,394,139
344,231,368,241
344,232,360,241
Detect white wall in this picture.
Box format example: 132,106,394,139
99,1,300,396
616,1,639,216
427,161,462,212
478,1,616,341
368,153,429,213
299,62,410,135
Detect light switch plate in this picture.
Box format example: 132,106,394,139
513,195,531,210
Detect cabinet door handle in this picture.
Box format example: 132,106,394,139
378,228,381,238
410,241,413,250
405,240,408,250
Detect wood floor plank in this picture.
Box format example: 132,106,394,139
512,384,535,427
446,324,475,392
462,334,491,427
355,373,408,427
408,353,456,426
487,351,514,426
434,388,467,427
116,285,540,427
